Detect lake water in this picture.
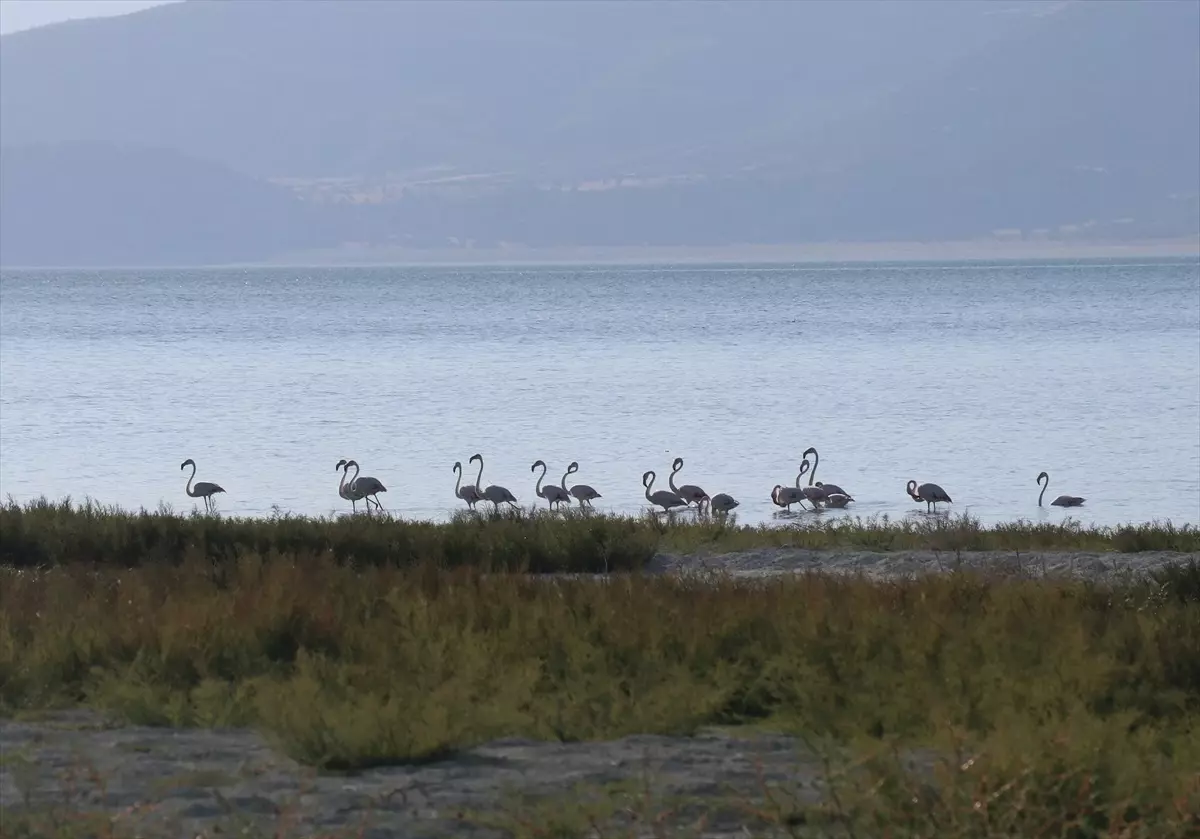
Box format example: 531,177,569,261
1,259,1198,527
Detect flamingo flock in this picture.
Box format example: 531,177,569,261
177,449,1086,518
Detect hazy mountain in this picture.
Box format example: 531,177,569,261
1,0,1196,265
0,143,327,266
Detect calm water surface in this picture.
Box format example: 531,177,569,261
2,260,1198,527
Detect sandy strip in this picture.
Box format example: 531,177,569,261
645,548,1198,582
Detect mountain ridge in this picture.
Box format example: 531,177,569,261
1,0,1196,265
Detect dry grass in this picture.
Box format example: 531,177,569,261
2,556,1198,767
2,497,1197,573
3,497,1198,836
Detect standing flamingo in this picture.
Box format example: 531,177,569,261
469,453,519,511
669,457,709,510
453,461,482,510
1037,472,1085,508
643,470,689,514
345,460,387,513
561,462,602,508
906,479,952,513
180,458,225,513
709,492,740,516
791,461,829,509
336,458,368,513
801,447,852,499
532,460,572,510
773,483,816,511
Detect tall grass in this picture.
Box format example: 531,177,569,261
3,544,1198,835
2,556,1198,770
2,497,1197,571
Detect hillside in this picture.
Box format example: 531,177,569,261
0,0,1197,264
0,143,327,266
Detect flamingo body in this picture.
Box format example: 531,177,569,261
562,462,602,507
532,460,572,509
336,458,369,513
180,458,225,513
709,493,740,515
643,470,689,513
453,461,482,510
345,460,387,512
669,457,709,509
907,479,952,512
470,454,519,511
1037,471,1085,508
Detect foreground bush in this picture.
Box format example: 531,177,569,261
2,497,1197,571
2,559,1198,767
3,558,1198,835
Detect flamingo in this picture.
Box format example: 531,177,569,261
532,460,572,510
335,458,368,513
643,470,689,514
801,447,852,499
709,492,740,516
669,457,709,510
772,484,811,511
469,453,519,511
453,461,482,510
906,479,952,513
561,462,602,508
180,458,225,514
1037,471,1085,508
345,460,387,513
792,461,829,508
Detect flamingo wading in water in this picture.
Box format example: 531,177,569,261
336,458,369,513
669,457,709,510
1037,471,1085,508
470,453,519,511
801,447,853,500
709,492,740,516
906,479,952,513
453,461,482,510
532,460,572,510
791,461,829,509
643,470,689,514
771,484,809,511
562,462,602,508
345,460,387,513
180,458,225,513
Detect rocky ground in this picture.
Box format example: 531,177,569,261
1,710,846,838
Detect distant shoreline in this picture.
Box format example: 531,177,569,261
257,237,1200,269
2,237,1197,271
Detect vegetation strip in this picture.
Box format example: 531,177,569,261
2,498,1198,571
2,498,1197,835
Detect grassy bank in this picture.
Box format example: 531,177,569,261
2,555,1199,835
2,497,1197,572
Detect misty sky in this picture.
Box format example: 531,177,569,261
0,0,173,34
